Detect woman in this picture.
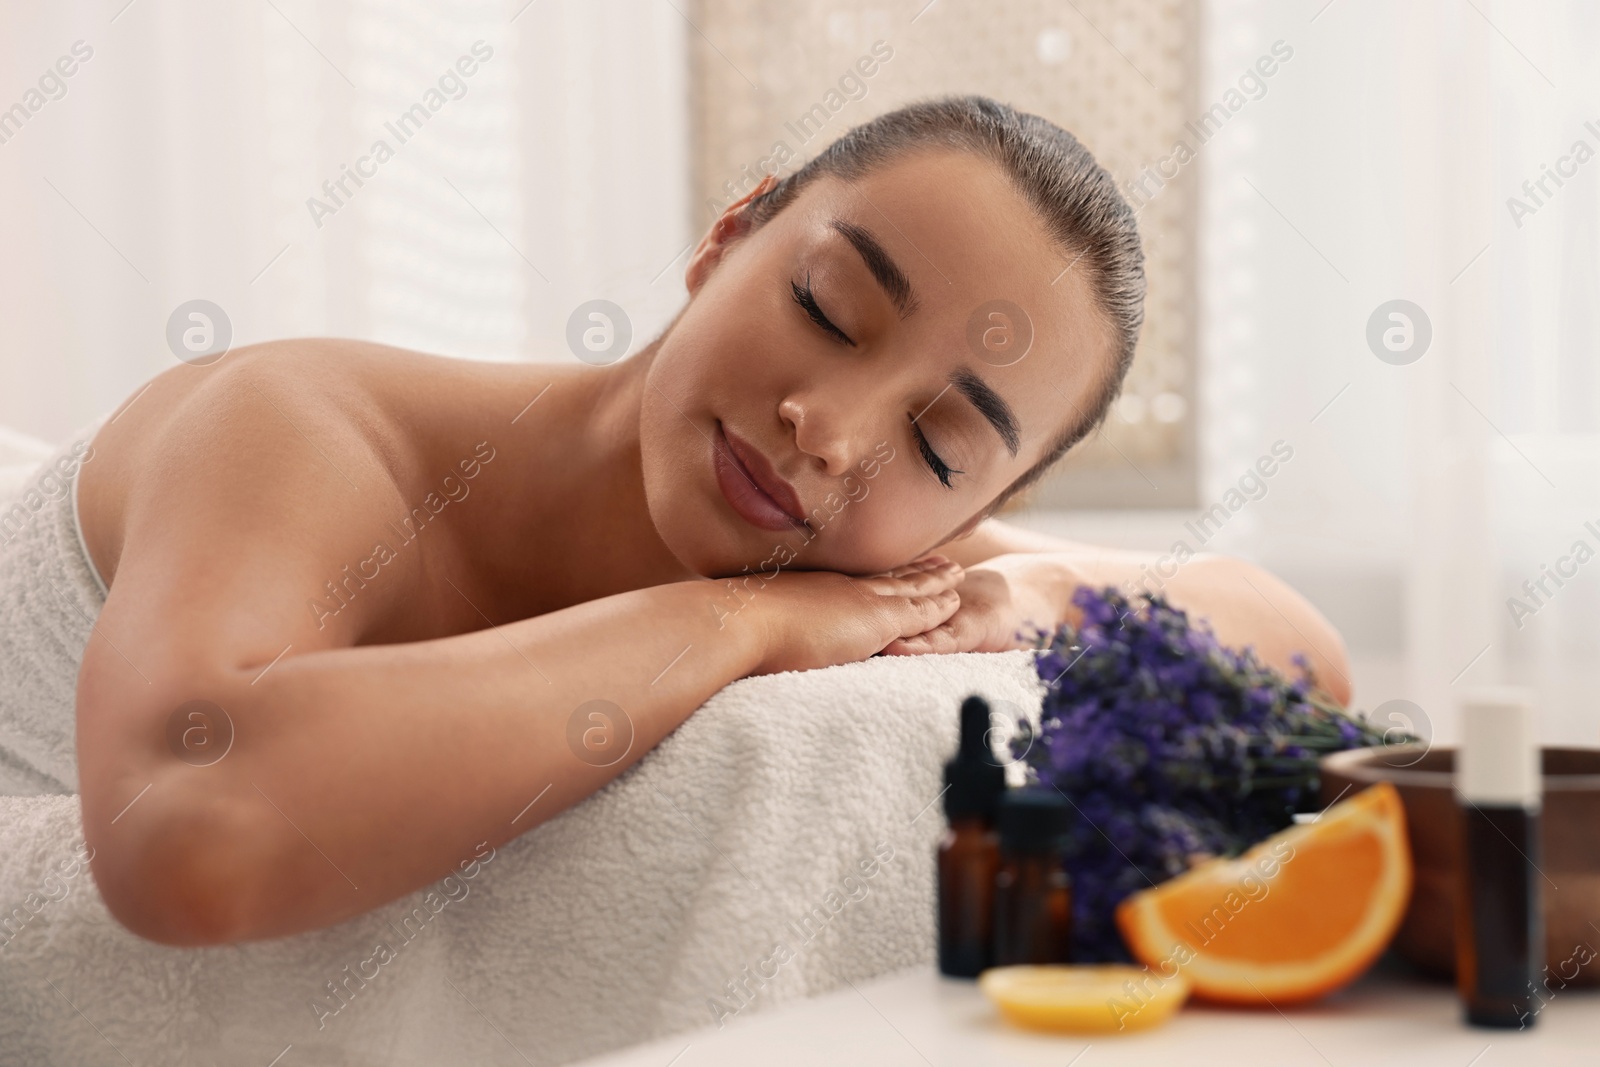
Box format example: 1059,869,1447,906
24,97,1346,945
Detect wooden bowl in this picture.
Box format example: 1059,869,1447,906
1320,745,1600,987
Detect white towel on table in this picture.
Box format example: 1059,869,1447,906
0,648,1045,1066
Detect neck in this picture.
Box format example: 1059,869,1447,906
483,337,697,616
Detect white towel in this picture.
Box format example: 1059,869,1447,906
0,425,106,796
0,648,1045,1066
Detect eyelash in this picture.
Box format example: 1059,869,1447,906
912,419,963,489
789,272,960,489
790,273,855,346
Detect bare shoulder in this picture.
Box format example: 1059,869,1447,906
78,339,521,661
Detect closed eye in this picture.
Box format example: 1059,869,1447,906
790,273,854,346
911,418,963,489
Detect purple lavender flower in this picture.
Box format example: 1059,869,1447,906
1022,586,1394,962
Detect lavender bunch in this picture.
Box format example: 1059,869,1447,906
1020,586,1392,962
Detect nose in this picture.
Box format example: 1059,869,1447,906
778,390,876,478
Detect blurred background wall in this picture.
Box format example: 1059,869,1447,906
2,0,1597,745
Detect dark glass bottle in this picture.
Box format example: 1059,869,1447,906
992,789,1072,967
1455,689,1543,1029
937,696,1006,978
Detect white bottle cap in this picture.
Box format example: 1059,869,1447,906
1456,687,1540,809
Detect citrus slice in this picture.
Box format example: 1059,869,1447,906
979,964,1191,1033
1115,781,1412,1006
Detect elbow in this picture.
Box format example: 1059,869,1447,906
90,797,264,947
78,662,287,946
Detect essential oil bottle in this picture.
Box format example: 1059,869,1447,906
992,788,1072,967
937,696,1006,978
1455,687,1544,1029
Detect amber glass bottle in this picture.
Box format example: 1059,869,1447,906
937,696,1006,978
992,789,1072,967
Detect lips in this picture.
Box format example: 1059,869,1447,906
713,422,808,533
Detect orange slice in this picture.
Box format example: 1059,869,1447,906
1115,782,1411,1006
979,964,1191,1033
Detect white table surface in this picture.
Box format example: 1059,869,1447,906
573,958,1600,1067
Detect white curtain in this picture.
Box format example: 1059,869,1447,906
1197,0,1600,745
0,0,688,440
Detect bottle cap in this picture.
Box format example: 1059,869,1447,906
1457,687,1540,809
997,789,1070,855
944,696,1006,822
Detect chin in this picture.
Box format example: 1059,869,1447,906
650,500,743,578
643,466,814,582
649,475,809,580
649,487,918,581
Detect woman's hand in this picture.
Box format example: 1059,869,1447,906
746,556,965,675
880,552,1074,657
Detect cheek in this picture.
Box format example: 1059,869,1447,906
638,390,708,548
801,475,960,575
639,388,708,497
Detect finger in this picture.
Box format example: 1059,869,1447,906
883,619,959,656
906,560,964,595
880,629,930,656
863,559,963,598
920,615,972,653
935,611,986,653
897,587,960,638
876,559,938,581
874,555,951,581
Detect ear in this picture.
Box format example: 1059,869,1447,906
684,173,779,297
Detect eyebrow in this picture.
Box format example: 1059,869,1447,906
829,218,918,318
948,367,1021,457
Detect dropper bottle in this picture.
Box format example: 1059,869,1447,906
937,695,1007,978
1455,687,1543,1028
992,788,1073,967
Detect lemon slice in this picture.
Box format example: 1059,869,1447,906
979,964,1191,1034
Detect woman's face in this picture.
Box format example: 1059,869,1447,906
640,147,1115,579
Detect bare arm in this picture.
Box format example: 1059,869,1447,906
935,518,1353,705
82,574,766,944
